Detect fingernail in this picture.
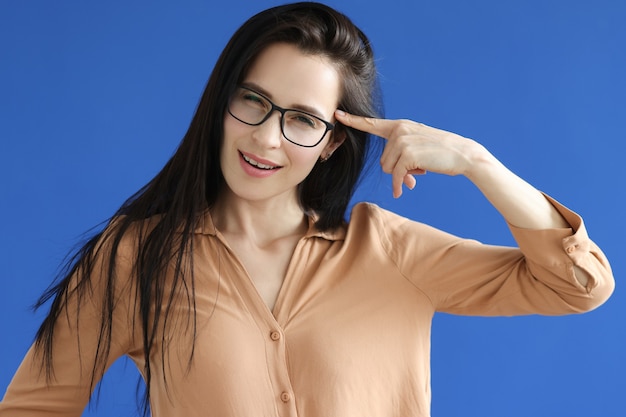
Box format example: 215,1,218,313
335,109,346,117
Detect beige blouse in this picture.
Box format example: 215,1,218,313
0,197,614,417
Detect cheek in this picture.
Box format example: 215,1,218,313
221,116,248,160
288,146,323,171
222,115,240,144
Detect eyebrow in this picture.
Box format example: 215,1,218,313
241,81,330,120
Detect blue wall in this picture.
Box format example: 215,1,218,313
1,1,623,416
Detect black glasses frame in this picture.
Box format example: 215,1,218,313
228,86,335,148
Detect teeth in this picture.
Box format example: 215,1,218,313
242,153,277,170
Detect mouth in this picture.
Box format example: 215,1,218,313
240,152,281,170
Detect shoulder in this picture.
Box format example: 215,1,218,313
347,202,419,245
348,202,430,234
89,213,165,275
349,201,408,224
347,202,469,250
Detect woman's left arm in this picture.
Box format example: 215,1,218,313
335,110,594,287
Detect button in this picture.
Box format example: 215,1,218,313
270,331,281,341
280,391,291,402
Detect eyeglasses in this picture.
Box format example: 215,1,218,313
227,86,335,148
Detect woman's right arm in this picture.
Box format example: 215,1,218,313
0,235,138,417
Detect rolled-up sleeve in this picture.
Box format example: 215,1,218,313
506,194,614,313
373,196,614,317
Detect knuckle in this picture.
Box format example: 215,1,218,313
391,164,406,177
363,117,378,128
390,120,414,137
379,160,392,174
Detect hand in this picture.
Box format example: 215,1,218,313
334,110,485,198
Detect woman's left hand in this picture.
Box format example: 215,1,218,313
334,110,485,198
334,110,592,286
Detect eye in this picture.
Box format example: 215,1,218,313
235,88,271,112
288,111,318,129
239,90,268,109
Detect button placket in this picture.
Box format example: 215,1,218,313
264,326,297,415
213,226,299,416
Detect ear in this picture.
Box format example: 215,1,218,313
323,129,346,156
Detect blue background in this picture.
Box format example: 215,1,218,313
1,1,624,416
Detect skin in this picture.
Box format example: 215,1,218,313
212,43,344,310
211,42,588,308
334,110,590,287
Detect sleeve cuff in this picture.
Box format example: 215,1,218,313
506,193,591,269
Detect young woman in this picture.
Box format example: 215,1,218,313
0,2,614,417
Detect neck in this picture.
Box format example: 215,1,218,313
210,190,308,247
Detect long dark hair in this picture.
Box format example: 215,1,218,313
34,1,382,414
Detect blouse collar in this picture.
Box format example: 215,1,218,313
194,209,346,241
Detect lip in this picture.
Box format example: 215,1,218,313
239,150,280,167
238,151,282,178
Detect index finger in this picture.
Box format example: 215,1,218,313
334,110,395,139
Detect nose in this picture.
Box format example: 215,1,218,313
251,110,283,148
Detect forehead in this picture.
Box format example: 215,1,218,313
242,43,341,118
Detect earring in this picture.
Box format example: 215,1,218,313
319,152,331,162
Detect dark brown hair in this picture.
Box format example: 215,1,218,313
34,2,382,414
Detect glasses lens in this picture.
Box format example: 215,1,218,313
282,110,327,147
229,88,269,125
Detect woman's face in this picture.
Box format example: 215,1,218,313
220,42,342,206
